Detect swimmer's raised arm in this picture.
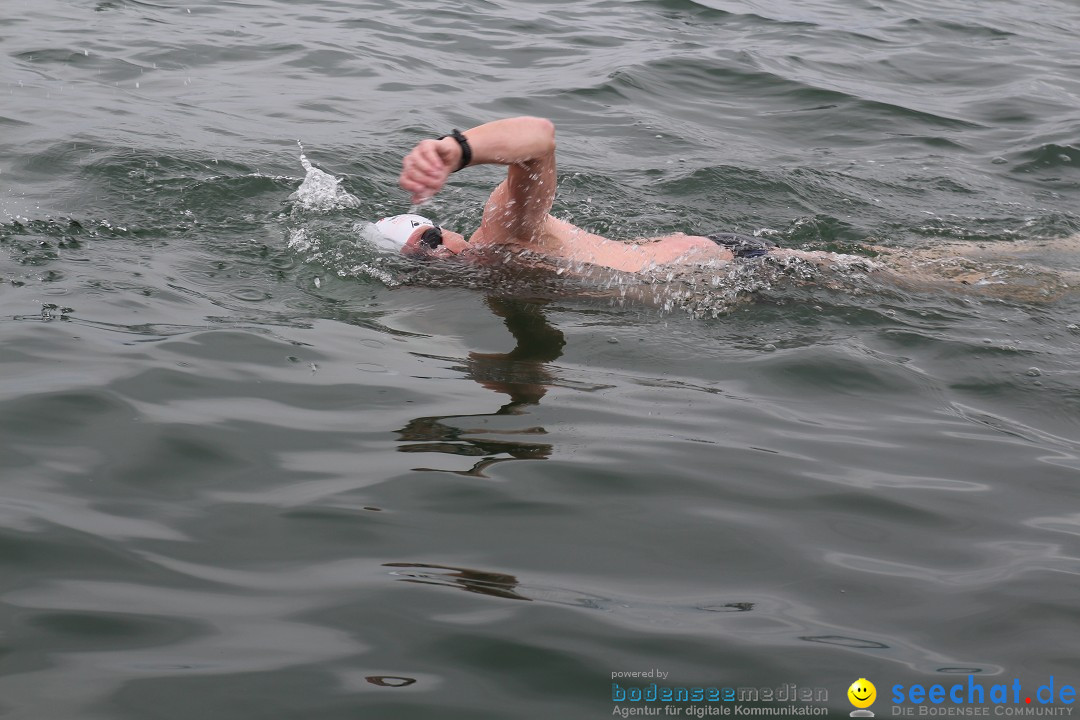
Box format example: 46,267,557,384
400,117,557,245
399,117,555,203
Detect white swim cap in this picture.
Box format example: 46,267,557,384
374,213,434,248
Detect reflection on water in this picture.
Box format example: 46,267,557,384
384,562,530,602
799,636,889,649
395,297,564,477
365,675,418,687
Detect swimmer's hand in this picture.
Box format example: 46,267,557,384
399,137,461,204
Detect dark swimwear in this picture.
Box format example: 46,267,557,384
706,232,775,259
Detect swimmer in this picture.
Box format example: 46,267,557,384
376,116,1078,301
377,116,801,273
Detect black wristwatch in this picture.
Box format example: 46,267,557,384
438,129,472,172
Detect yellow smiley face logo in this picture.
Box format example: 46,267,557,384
848,678,876,708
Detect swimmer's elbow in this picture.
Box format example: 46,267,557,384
521,116,556,154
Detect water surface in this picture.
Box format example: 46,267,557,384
2,0,1080,718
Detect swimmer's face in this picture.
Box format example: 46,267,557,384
401,225,468,259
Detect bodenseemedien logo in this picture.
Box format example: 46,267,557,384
609,672,830,716
848,678,877,717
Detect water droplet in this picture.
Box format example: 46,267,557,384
1026,367,1041,377
991,156,1007,164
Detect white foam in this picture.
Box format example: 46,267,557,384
289,142,361,212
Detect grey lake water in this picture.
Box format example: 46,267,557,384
2,0,1080,718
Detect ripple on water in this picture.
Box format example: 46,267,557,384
229,288,271,302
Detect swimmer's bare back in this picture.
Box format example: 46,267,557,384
515,218,744,272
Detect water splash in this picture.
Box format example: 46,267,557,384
285,224,403,288
289,142,361,212
622,251,884,318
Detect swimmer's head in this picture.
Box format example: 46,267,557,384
374,214,467,258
